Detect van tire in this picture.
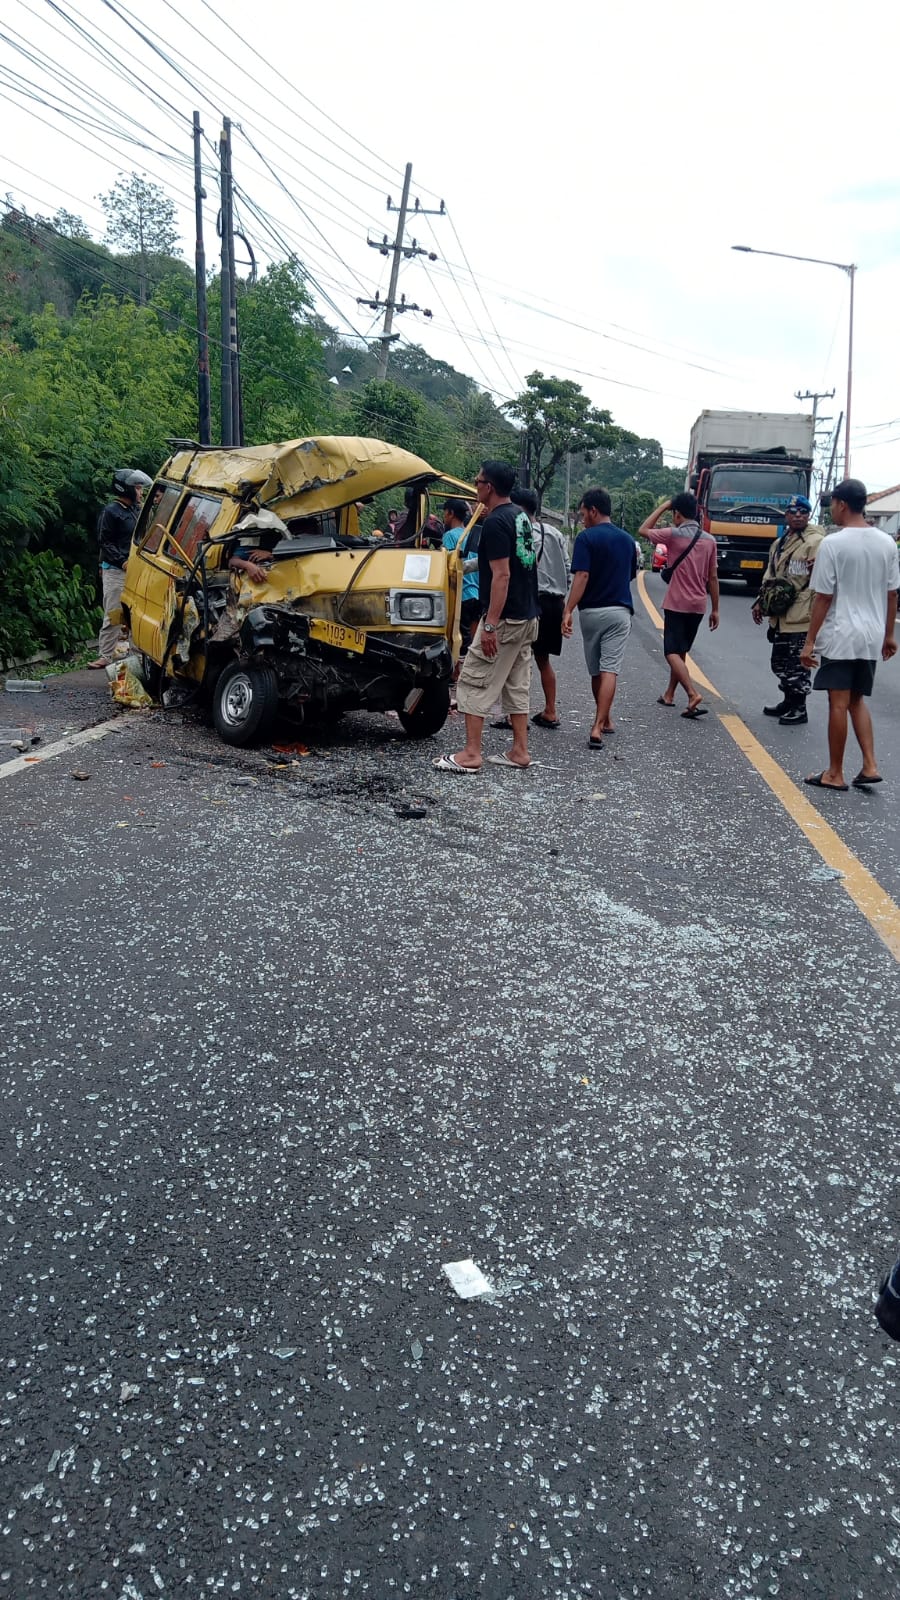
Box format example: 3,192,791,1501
397,683,451,739
212,662,279,746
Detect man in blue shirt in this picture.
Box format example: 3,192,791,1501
562,487,637,748
442,497,481,653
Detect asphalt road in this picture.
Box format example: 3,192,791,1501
1,602,899,1599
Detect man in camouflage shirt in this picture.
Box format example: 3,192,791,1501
751,494,825,726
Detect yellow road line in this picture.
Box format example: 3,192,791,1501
636,569,900,963
719,715,900,962
636,570,721,698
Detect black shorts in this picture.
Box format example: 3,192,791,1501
663,609,703,657
459,598,481,655
534,592,565,657
813,656,877,696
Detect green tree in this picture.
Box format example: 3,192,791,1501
99,173,180,304
505,371,621,507
19,292,195,564
349,379,425,454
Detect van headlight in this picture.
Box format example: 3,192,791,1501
389,590,447,625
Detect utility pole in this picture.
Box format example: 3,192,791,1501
219,120,233,447
564,451,572,526
193,111,211,446
359,164,444,380
794,388,835,432
218,118,243,447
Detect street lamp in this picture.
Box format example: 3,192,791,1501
731,244,856,478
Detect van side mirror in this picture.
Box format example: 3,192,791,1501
689,473,699,491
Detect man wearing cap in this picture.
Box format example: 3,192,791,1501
751,495,825,725
801,478,898,791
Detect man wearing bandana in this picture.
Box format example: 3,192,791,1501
751,494,825,725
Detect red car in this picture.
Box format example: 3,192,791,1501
651,542,667,573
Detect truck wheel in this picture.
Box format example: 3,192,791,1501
397,683,451,739
212,662,279,746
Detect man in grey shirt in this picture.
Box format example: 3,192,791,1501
512,487,569,729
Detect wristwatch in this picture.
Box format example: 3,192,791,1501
482,621,496,634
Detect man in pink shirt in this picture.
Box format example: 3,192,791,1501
639,492,719,717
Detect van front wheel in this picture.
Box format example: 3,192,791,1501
397,682,451,739
213,662,279,746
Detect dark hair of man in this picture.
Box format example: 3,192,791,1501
831,478,867,515
443,497,469,522
511,485,539,516
480,459,516,497
580,487,612,517
671,490,698,520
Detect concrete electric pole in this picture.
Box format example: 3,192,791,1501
358,164,444,379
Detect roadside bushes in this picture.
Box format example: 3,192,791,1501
0,549,99,665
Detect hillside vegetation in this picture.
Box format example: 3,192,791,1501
0,192,682,660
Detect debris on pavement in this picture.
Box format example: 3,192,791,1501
442,1259,493,1299
70,770,91,781
108,657,153,709
395,802,428,820
4,678,48,693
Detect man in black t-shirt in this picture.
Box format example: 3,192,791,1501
434,459,540,774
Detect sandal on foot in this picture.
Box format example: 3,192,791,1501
531,713,560,729
490,716,512,730
433,753,479,775
588,736,604,749
656,696,675,706
681,706,709,719
487,752,536,769
852,772,883,787
804,772,848,791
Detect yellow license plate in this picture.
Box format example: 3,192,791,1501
308,617,366,653
740,559,764,569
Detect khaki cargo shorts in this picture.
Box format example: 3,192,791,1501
456,617,539,718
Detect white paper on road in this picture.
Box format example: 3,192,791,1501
442,1258,493,1299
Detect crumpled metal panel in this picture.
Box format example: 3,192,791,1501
162,436,437,515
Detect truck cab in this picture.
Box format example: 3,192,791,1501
688,410,814,589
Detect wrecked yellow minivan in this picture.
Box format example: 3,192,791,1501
120,436,470,746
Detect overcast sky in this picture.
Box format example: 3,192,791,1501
2,0,898,490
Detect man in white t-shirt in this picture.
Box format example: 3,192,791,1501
801,478,899,791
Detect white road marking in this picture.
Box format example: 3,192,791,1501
0,715,130,779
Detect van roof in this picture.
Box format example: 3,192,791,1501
160,435,441,518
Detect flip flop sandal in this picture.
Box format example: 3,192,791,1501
588,736,604,749
681,706,709,719
531,714,560,729
487,753,537,769
490,717,512,730
656,696,676,706
433,753,479,775
852,773,883,787
804,772,848,791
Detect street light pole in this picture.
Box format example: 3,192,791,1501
731,244,856,477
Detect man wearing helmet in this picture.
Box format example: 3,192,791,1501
750,494,825,725
89,468,152,669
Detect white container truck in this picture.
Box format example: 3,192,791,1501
686,410,815,586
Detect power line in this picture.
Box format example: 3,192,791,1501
444,209,521,393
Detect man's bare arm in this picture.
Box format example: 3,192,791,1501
485,557,510,626
562,571,589,637
884,589,898,660
638,499,672,539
